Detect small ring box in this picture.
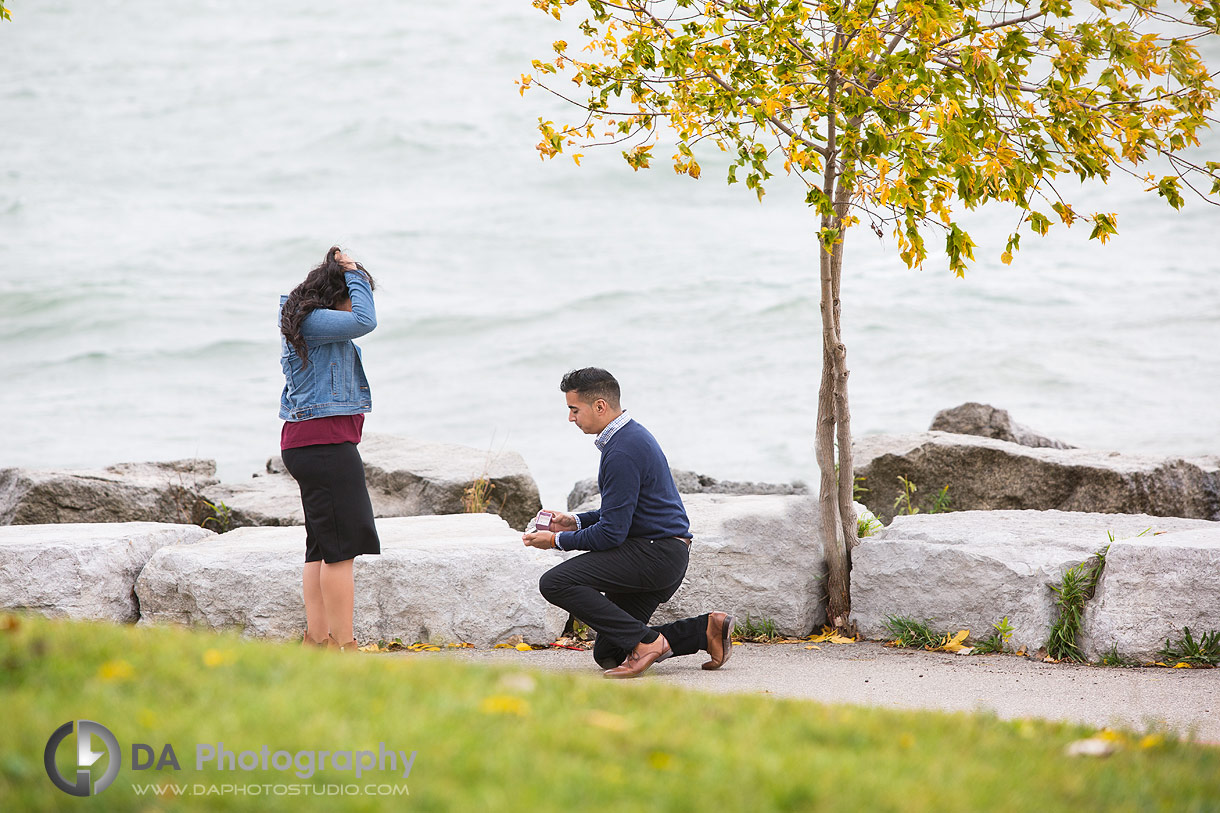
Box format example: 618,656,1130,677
534,511,554,533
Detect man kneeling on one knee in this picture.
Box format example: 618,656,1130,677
522,367,733,679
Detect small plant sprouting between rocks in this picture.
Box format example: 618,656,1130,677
885,616,940,648
883,616,971,653
199,499,233,534
858,511,883,539
734,614,780,642
461,476,495,514
973,617,1015,655
1158,628,1220,668
1099,644,1139,668
892,476,951,516
1045,546,1109,662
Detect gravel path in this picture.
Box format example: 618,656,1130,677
441,641,1220,742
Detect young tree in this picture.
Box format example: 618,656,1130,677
520,0,1220,630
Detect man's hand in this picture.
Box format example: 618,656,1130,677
547,511,578,532
522,531,557,550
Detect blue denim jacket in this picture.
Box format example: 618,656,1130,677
278,271,377,421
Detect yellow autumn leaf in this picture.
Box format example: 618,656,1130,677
572,153,583,166
202,649,235,668
1172,662,1192,668
648,751,674,770
515,643,534,652
805,645,821,650
807,626,857,644
588,711,631,731
1139,733,1165,749
1001,250,1013,265
939,630,971,652
480,695,530,716
358,643,382,653
98,659,134,682
493,643,515,649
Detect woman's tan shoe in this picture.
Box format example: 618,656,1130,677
301,630,328,648
328,634,359,653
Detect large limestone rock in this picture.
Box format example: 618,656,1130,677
854,432,1220,523
930,402,1075,449
360,434,543,531
0,522,215,622
200,434,545,532
1081,526,1220,662
199,471,304,529
851,510,1215,654
135,514,566,646
648,494,825,636
567,470,807,511
0,460,219,526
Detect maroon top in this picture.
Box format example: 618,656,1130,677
280,414,365,451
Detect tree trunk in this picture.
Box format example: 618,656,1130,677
830,179,859,557
817,213,850,630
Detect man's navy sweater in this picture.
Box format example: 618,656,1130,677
566,419,690,551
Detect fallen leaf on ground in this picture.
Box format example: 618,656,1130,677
99,659,134,681
496,673,537,693
806,626,856,644
1065,738,1118,758
515,642,534,652
1139,734,1165,749
588,710,631,731
805,645,821,650
936,630,970,652
480,695,529,716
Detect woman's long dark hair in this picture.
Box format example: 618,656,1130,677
280,246,376,366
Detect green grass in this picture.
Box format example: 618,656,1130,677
883,615,944,649
1159,627,1220,668
973,617,1016,655
732,613,780,642
1099,644,1140,668
1046,547,1108,662
2,614,1219,812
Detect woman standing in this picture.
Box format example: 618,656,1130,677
278,247,380,652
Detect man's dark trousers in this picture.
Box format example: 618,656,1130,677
539,537,711,668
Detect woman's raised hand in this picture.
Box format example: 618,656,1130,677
334,250,358,271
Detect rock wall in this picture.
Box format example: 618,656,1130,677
851,510,1217,656
135,514,566,646
855,432,1220,523
0,522,214,622
0,460,218,525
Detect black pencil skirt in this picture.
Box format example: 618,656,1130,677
281,442,381,564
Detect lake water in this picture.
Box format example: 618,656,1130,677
3,0,1218,507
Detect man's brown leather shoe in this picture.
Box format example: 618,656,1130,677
604,635,671,679
702,612,734,670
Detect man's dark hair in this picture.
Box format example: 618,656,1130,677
560,367,621,409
